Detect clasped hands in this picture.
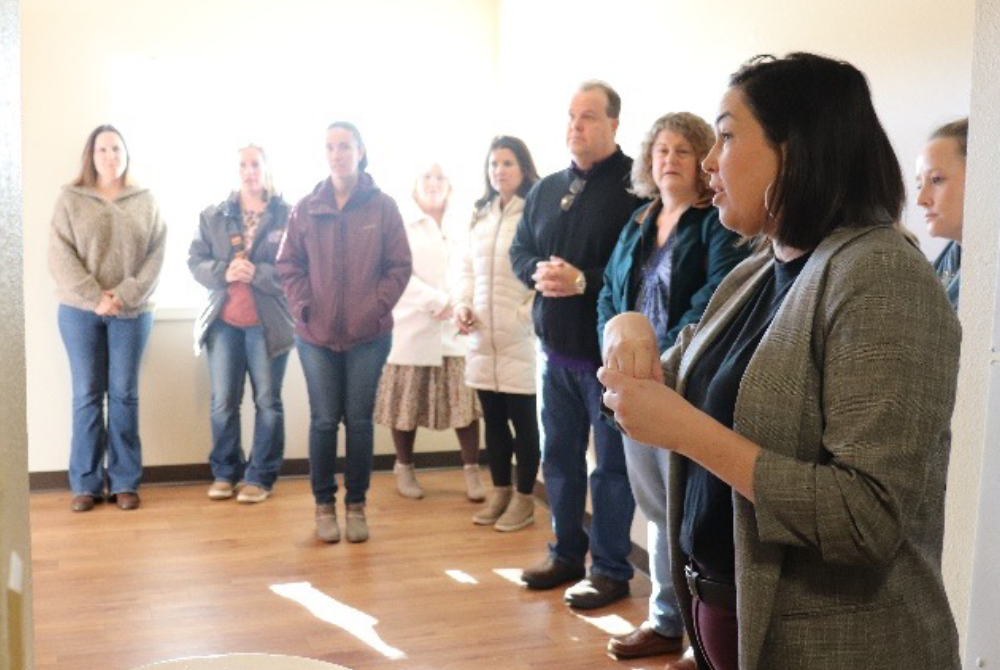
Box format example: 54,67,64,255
598,312,698,451
94,290,123,316
532,256,582,297
225,257,256,284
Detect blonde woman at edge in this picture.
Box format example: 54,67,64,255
374,164,485,501
456,136,541,531
49,124,166,513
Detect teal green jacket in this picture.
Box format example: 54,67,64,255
597,200,747,353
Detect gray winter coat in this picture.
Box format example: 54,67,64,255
188,192,294,358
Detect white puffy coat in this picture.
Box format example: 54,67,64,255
386,205,466,366
456,196,536,394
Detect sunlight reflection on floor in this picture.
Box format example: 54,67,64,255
492,568,524,584
445,569,479,584
270,582,406,660
573,612,636,636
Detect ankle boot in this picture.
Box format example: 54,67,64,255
463,464,486,502
315,503,340,543
394,462,425,499
345,503,369,543
495,491,535,532
472,486,513,525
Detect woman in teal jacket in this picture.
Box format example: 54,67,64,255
598,112,746,667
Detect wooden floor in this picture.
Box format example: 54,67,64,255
30,470,683,670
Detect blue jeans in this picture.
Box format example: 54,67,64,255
622,436,684,637
539,356,635,582
296,334,391,505
57,305,152,496
205,321,290,490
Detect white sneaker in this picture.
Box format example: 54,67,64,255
237,483,271,504
394,462,425,499
207,480,234,500
463,465,486,502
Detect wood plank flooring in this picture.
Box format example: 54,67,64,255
30,471,683,670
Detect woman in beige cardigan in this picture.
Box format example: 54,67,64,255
600,54,961,670
49,124,166,513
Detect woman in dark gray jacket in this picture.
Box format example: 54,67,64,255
188,144,293,504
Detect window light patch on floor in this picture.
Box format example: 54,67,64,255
270,582,406,660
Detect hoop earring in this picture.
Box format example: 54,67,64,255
763,182,777,220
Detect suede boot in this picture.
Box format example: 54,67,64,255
495,491,535,532
463,464,486,502
472,486,513,525
394,462,425,499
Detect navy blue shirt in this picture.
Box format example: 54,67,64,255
679,251,812,579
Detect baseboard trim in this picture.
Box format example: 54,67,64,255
28,449,483,492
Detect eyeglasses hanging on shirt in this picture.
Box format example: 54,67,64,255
560,177,587,211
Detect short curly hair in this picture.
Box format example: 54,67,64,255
630,112,715,201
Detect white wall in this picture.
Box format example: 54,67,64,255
22,0,500,473
953,0,1000,665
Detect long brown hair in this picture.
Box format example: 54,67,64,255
72,124,131,188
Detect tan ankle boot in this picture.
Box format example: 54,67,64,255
472,486,513,525
463,465,486,502
345,503,368,543
495,492,534,532
394,462,424,499
315,503,340,543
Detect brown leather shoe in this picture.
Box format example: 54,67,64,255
71,494,95,512
608,623,683,659
564,574,629,609
114,492,140,511
663,650,698,670
521,556,585,590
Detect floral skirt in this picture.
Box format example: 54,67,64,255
374,357,482,431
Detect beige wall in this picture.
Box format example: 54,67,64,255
22,0,500,474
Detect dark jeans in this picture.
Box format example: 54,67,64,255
539,356,635,582
477,389,539,494
57,304,152,496
205,320,289,489
296,334,391,505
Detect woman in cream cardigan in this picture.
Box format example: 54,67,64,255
600,53,961,670
49,124,166,513
455,136,540,531
374,164,484,502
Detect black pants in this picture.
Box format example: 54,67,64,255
477,390,540,494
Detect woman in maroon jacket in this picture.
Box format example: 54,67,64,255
277,121,411,545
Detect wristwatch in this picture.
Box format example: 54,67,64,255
574,272,586,295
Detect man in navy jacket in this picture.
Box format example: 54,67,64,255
510,81,642,610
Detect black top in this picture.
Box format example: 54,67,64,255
509,147,642,363
679,250,812,579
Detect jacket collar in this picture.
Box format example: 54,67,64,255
491,194,525,218
306,172,380,216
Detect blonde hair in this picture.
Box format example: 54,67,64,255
238,143,276,199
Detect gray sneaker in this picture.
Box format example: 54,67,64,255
315,504,340,544
345,503,369,543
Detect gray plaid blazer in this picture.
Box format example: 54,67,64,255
663,225,961,670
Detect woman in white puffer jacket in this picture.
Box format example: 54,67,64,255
455,136,541,531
